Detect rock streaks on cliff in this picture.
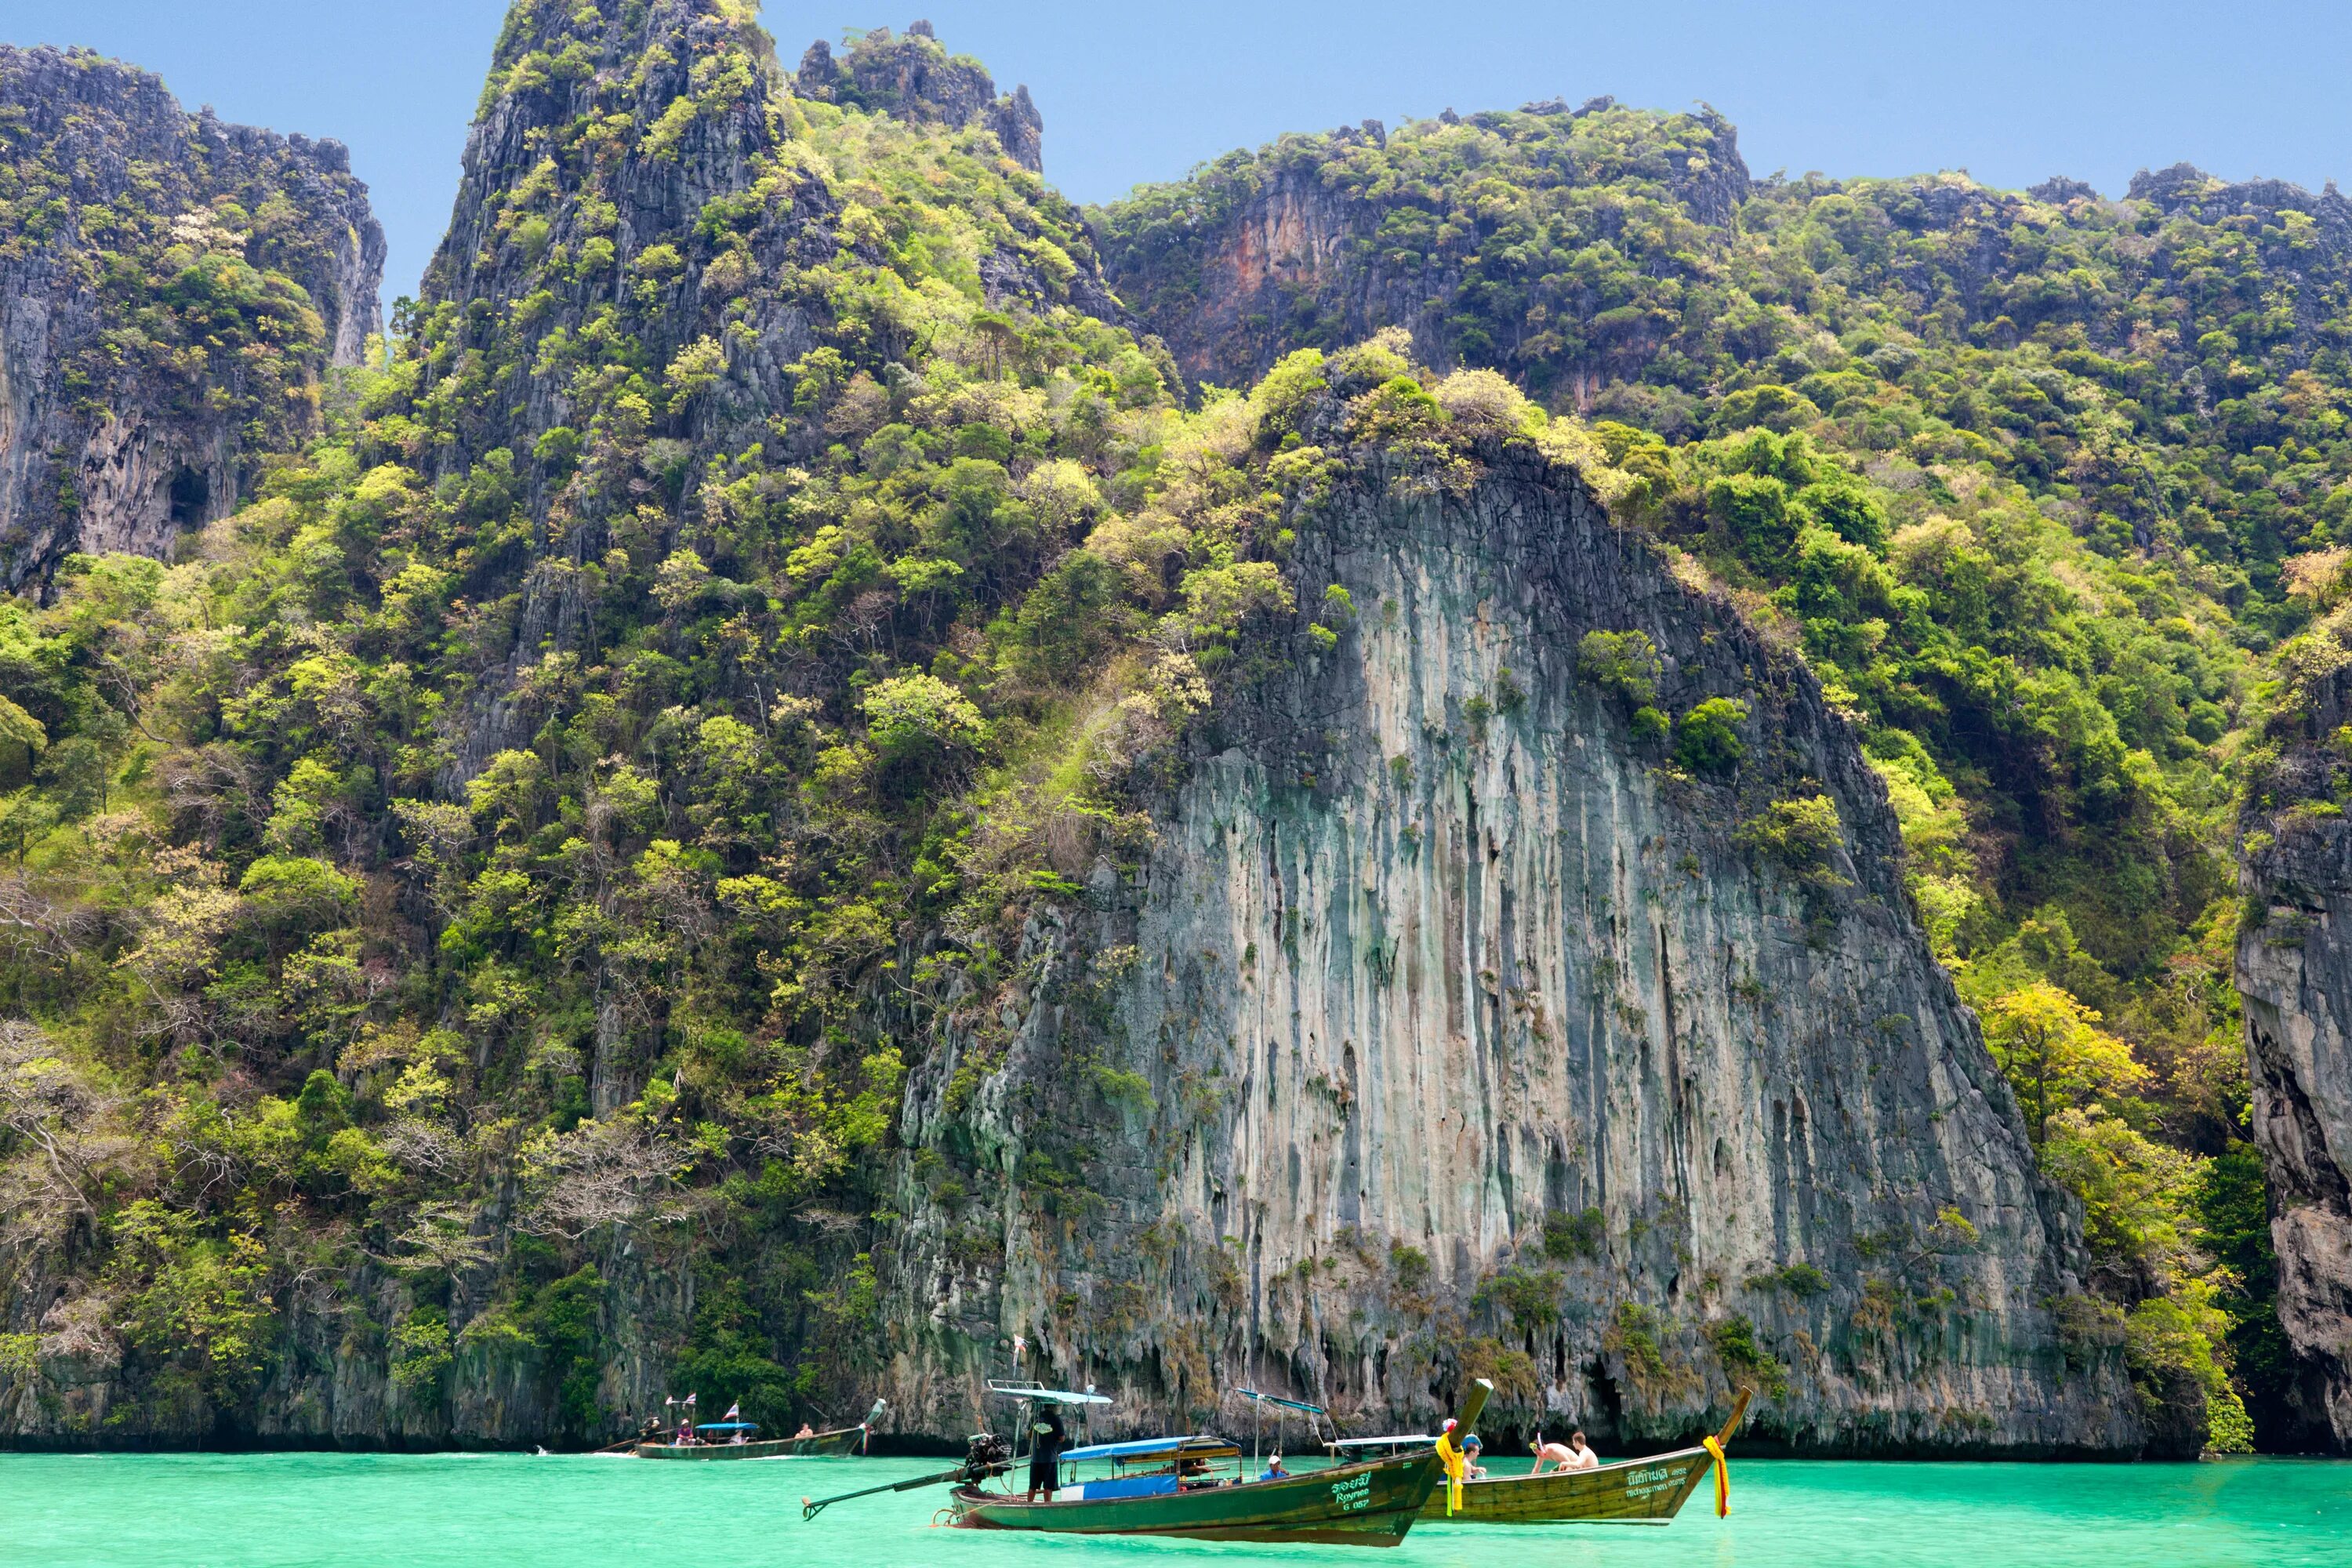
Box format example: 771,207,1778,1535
887,423,2138,1456
2237,669,2352,1454
0,45,383,590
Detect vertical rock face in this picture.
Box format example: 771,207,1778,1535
885,434,2138,1455
0,45,384,590
2236,667,2352,1453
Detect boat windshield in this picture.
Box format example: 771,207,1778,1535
1326,1436,1433,1453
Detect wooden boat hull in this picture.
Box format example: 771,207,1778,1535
1418,1445,1712,1522
949,1450,1440,1546
791,1425,866,1456
1417,1389,1750,1524
636,1439,795,1461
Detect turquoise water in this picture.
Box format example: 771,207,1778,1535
2,1451,2345,1566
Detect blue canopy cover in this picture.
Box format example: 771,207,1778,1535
1058,1435,1220,1465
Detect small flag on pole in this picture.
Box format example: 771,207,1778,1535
1011,1334,1026,1360
665,1396,677,1407
686,1392,698,1406
724,1403,740,1421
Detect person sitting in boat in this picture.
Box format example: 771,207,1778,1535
795,1421,816,1439
1531,1427,1598,1472
1461,1434,1487,1479
1178,1452,1219,1489
1025,1406,1066,1501
728,1428,748,1445
1258,1453,1290,1481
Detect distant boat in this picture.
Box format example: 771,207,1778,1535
640,1398,887,1461
788,1422,868,1457
637,1421,793,1461
1326,1388,1750,1524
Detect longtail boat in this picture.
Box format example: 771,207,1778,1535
1329,1388,1750,1524
637,1423,793,1461
640,1397,886,1461
788,1422,869,1457
939,1379,1491,1546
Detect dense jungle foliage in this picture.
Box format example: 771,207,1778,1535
0,1,2336,1455
1098,104,2352,1448
0,9,1546,1446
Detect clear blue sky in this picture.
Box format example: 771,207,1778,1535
9,2,2352,306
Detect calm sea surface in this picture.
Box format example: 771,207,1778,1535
4,1450,2346,1567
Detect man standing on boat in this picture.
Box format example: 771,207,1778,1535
1025,1406,1066,1501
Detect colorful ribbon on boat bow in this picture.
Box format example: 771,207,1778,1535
1433,1428,1466,1515
1701,1434,1730,1518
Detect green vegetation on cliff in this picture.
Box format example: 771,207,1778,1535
0,11,1593,1447
0,9,2332,1454
1098,103,2352,1450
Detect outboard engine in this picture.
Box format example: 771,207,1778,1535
963,1432,1011,1481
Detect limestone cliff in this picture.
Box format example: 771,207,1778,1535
880,418,2139,1456
0,45,383,591
2235,666,2352,1454
0,9,2145,1458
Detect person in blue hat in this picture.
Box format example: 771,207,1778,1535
1461,1434,1488,1480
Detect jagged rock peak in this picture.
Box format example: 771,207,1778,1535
2029,175,2102,205
2127,160,2352,234
793,23,1044,173
0,42,384,590
428,0,793,314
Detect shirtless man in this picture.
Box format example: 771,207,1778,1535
1533,1428,1600,1473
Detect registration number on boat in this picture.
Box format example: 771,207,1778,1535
1621,1465,1679,1501
1330,1474,1373,1512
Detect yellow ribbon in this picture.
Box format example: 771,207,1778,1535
1434,1431,1465,1515
1701,1435,1730,1518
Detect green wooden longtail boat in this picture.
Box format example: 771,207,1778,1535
942,1380,1491,1547
636,1436,795,1461
1331,1388,1749,1524
636,1423,864,1460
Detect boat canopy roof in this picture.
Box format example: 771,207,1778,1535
694,1421,757,1431
1326,1434,1433,1448
985,1379,1112,1406
1236,1388,1327,1416
1058,1435,1229,1464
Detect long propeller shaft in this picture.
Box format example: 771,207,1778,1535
800,1458,1007,1521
